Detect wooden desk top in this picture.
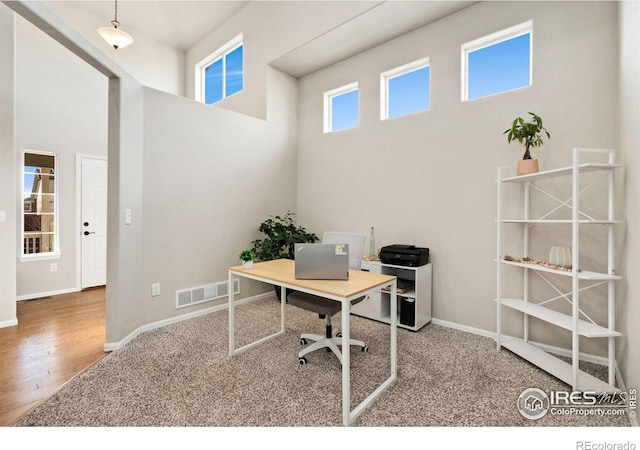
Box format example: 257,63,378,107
229,259,396,299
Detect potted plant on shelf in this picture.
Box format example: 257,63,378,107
238,249,256,269
251,211,319,301
504,112,551,176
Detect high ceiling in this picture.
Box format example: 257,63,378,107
54,1,250,51
45,1,476,78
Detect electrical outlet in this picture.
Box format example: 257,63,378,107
50,263,58,272
151,283,161,297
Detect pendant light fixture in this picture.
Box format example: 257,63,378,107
97,0,134,50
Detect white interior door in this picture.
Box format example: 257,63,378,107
81,156,108,288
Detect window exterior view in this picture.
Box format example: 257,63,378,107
462,21,532,101
22,151,56,257
324,82,359,133
196,35,244,105
381,57,430,120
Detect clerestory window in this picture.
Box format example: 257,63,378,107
323,82,359,133
381,57,430,120
462,21,532,101
196,34,243,105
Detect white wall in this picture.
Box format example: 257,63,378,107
137,66,298,324
0,4,17,326
14,15,108,298
5,1,300,346
297,1,619,352
46,2,185,96
185,1,377,120
619,0,640,397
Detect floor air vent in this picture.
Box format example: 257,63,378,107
176,279,240,309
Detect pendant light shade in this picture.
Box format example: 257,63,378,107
98,0,134,50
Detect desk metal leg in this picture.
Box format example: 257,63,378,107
280,285,287,336
341,299,350,426
390,281,397,377
346,280,398,426
228,271,235,356
228,272,287,356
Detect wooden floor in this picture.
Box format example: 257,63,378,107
0,287,107,426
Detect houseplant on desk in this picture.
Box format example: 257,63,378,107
238,249,256,269
251,211,318,301
504,112,551,176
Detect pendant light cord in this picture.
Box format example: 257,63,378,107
111,0,120,28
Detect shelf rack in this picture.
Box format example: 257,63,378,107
496,148,621,392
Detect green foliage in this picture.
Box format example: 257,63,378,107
504,112,551,160
238,249,256,263
251,211,319,261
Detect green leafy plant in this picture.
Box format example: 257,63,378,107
251,211,318,261
504,112,551,160
238,249,256,263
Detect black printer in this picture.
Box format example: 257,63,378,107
380,245,429,267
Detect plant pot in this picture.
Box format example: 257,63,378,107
242,261,254,269
517,159,539,176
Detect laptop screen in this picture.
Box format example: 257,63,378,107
294,243,349,280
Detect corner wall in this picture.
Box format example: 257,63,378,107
0,4,17,326
185,1,378,119
14,14,108,299
137,66,298,325
297,1,619,349
619,0,640,397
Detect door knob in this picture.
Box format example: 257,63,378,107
83,231,95,236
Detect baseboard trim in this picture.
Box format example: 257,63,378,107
17,287,80,302
433,318,635,426
103,292,273,351
614,364,639,427
432,318,610,366
431,318,496,339
0,318,18,328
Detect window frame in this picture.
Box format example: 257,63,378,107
20,149,59,261
323,82,359,133
195,34,244,105
461,21,533,102
380,57,431,120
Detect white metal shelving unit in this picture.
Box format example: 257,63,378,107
496,148,621,392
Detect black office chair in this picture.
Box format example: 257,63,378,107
288,231,369,365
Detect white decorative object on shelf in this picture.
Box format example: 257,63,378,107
548,246,571,269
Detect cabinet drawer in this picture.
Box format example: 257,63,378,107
361,261,382,274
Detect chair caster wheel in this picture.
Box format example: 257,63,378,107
336,332,342,338
298,356,308,365
300,338,307,345
361,345,369,352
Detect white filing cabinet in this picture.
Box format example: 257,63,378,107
352,260,432,331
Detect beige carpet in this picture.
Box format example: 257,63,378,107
16,295,630,427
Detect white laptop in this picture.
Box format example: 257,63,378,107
294,243,350,280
